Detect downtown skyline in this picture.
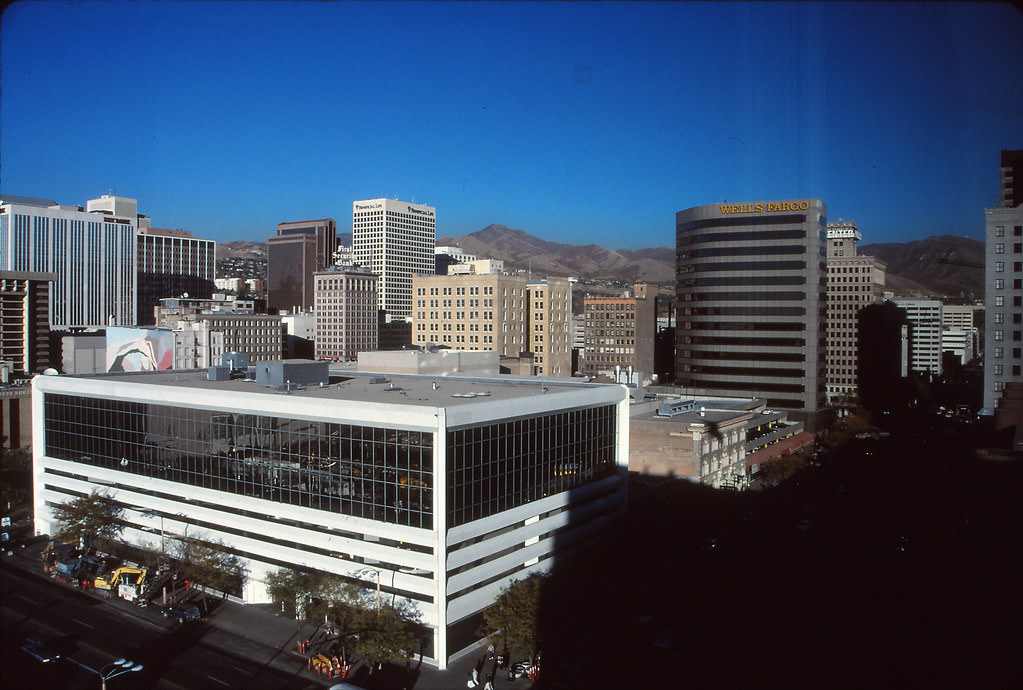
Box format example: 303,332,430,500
2,1,1022,249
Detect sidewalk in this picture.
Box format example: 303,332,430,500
6,535,525,690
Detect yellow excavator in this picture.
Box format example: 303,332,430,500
95,566,145,594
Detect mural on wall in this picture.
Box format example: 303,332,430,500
106,327,175,372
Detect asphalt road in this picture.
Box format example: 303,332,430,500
0,563,319,689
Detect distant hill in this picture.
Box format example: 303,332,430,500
437,224,676,284
860,235,984,300
217,229,986,300
217,241,267,260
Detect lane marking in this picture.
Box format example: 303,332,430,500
18,596,41,605
207,675,230,686
72,617,95,629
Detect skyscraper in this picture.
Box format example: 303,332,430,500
267,218,338,313
136,227,216,325
0,194,138,329
267,233,319,313
0,270,55,376
675,200,827,426
314,265,379,361
353,198,436,321
1002,149,1023,208
984,204,1023,412
889,298,943,376
825,221,886,403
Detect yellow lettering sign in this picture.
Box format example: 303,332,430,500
719,201,810,214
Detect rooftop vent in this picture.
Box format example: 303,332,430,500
368,376,390,385
657,399,696,417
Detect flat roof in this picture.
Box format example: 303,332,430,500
634,408,751,426
66,368,611,408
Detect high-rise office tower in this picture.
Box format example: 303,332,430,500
267,218,338,313
581,283,657,377
267,233,318,313
0,194,138,328
825,221,886,403
984,205,1023,411
353,199,436,321
1002,150,1023,208
0,270,55,376
136,227,216,325
314,265,379,361
890,297,943,376
675,200,827,426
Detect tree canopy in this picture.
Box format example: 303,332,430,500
173,535,247,597
481,572,546,660
265,567,422,672
50,490,124,548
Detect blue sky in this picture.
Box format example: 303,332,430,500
2,1,1021,249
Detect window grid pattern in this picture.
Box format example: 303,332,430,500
43,394,434,528
446,405,617,527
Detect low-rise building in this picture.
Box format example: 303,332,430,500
32,364,628,668
629,394,807,488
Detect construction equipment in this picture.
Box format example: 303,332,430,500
117,567,149,602
137,564,175,606
95,565,143,592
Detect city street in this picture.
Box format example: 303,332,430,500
1,556,322,689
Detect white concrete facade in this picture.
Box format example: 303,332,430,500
32,369,628,668
891,298,943,376
353,199,436,321
0,195,138,328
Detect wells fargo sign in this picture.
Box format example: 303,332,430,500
719,201,812,214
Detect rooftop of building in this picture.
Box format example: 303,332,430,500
61,364,612,409
0,194,60,208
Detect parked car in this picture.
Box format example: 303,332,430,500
161,603,201,622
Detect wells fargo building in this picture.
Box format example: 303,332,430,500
675,200,827,427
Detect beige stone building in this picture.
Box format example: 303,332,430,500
412,273,573,377
826,221,886,403
313,266,379,361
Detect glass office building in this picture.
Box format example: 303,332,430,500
675,200,827,426
0,195,137,329
33,367,628,668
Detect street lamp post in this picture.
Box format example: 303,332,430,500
100,658,144,689
354,567,381,611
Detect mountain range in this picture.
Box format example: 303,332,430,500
218,225,985,300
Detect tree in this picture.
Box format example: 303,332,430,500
481,572,546,661
0,444,31,519
173,536,247,597
50,490,123,549
349,601,421,673
758,449,811,486
266,567,422,672
265,568,362,621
